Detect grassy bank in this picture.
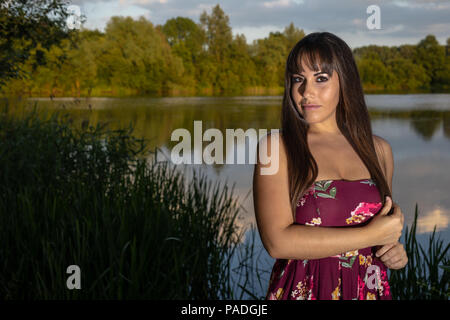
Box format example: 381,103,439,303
4,85,450,99
0,85,286,99
0,103,253,299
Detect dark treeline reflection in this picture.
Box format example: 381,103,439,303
371,109,450,141
14,97,450,167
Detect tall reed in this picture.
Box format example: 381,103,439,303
389,204,449,300
0,102,252,299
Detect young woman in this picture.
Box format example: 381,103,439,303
253,32,408,300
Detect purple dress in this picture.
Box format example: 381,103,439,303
265,178,392,300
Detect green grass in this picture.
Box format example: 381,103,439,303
0,102,252,299
388,204,449,300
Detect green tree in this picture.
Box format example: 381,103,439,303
397,44,416,60
199,4,234,93
414,35,446,89
283,22,305,53
434,37,450,90
161,17,206,89
102,16,183,94
84,31,111,88
353,45,397,65
251,31,286,87
227,33,258,92
357,57,394,90
387,58,430,91
28,39,72,96
0,0,77,86
66,31,101,96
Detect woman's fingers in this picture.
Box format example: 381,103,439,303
384,255,408,269
375,242,396,258
393,202,404,223
380,196,392,216
377,242,408,269
378,246,396,262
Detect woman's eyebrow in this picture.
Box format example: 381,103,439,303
295,71,328,76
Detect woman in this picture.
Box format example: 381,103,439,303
253,32,408,300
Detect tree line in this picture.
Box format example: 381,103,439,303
1,3,449,97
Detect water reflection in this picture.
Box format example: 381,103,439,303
417,206,450,234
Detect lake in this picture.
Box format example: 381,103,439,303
27,93,450,298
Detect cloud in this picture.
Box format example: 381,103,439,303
393,0,450,10
71,0,450,47
423,22,450,34
232,25,285,44
417,206,450,234
352,18,364,27
262,0,292,9
374,24,405,35
119,0,167,4
79,0,152,31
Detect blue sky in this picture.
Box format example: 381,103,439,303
71,0,450,48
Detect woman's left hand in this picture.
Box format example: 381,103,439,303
375,241,408,270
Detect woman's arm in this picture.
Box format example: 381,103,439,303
267,224,376,260
253,132,392,260
373,136,408,269
373,134,393,194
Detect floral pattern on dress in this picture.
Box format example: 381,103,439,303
345,201,382,225
268,287,285,300
331,278,341,300
305,217,322,226
297,186,315,207
314,180,337,199
265,179,392,300
291,275,316,300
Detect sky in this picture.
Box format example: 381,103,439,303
70,0,450,48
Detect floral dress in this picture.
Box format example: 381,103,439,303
265,178,392,300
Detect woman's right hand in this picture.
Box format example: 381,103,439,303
366,196,404,246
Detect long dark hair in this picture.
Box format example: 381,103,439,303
281,32,392,218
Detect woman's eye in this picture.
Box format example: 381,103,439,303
292,76,328,83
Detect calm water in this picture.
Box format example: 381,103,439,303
28,94,450,298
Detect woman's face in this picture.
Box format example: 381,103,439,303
291,58,340,127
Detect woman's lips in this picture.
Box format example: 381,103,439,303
302,104,321,109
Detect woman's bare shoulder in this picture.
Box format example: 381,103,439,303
372,134,394,175
372,135,393,157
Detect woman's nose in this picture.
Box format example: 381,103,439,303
301,81,315,99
